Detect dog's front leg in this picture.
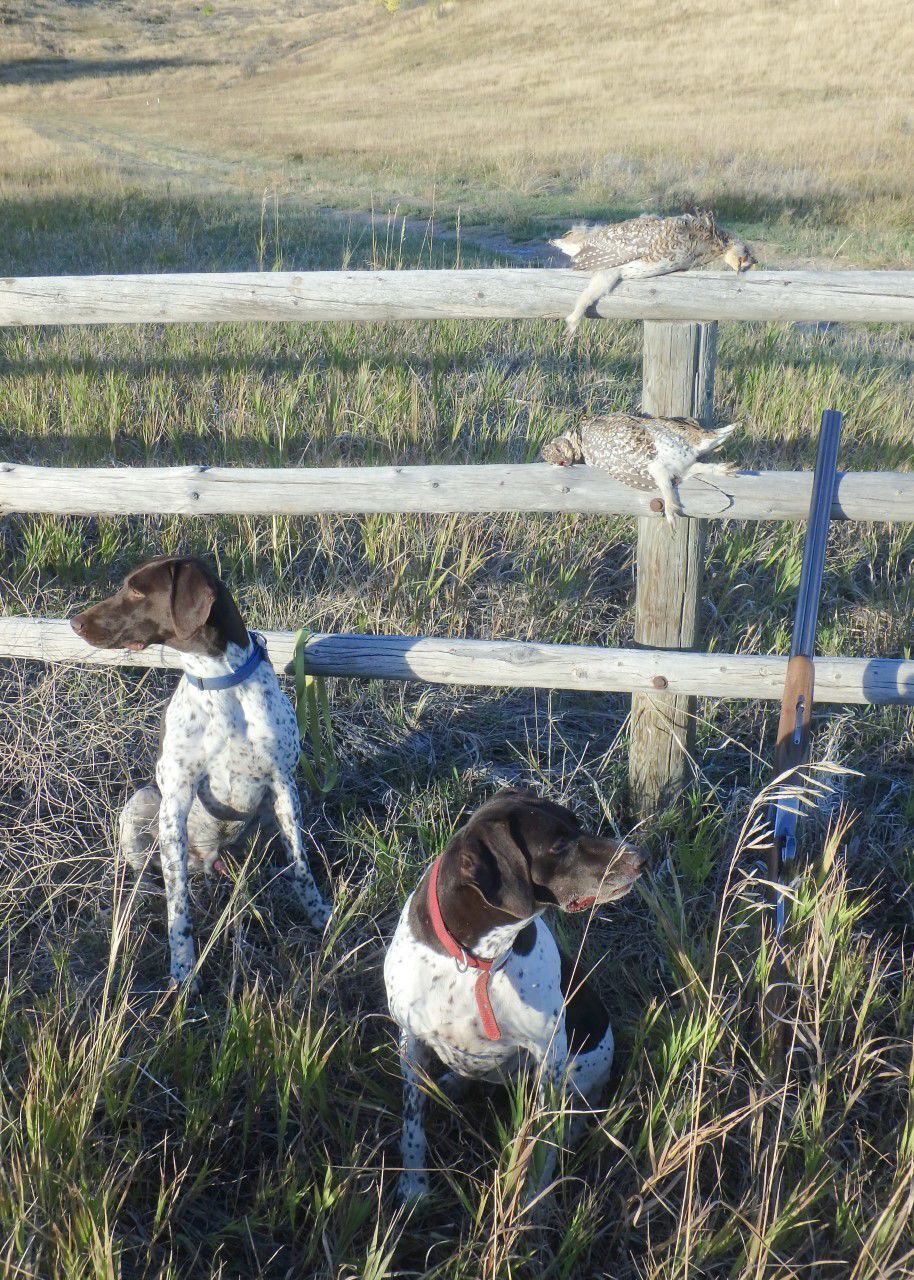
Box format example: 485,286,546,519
271,773,331,930
157,780,199,991
398,1028,432,1203
526,1024,570,1204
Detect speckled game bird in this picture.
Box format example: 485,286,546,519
541,412,739,528
550,212,755,335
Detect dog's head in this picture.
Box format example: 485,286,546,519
70,555,246,655
450,788,644,920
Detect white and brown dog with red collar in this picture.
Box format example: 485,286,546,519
384,789,644,1202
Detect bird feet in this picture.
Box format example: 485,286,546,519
662,502,683,531
691,460,740,478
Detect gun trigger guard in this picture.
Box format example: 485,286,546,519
781,834,797,868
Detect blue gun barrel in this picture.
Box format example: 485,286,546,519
765,408,842,1059
791,409,843,661
769,408,842,934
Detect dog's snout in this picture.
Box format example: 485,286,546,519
612,840,647,876
621,840,645,865
70,612,88,637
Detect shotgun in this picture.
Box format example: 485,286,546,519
766,408,842,1047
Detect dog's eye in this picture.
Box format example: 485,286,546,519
550,838,569,858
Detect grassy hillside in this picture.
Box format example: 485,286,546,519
3,0,914,259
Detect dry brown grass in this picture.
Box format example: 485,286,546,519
2,0,914,255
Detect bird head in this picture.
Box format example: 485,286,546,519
722,240,755,273
541,429,583,466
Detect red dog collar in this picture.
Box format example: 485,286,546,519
426,857,503,1042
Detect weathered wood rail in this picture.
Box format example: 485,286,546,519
2,269,914,326
3,265,914,811
2,619,913,706
2,462,914,520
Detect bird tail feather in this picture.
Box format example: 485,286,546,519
713,422,738,441
699,422,738,454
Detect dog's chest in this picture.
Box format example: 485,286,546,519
385,902,563,1078
158,668,299,807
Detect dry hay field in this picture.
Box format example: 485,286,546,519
2,2,914,1277
2,0,914,256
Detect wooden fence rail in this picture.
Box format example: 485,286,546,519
2,269,914,326
3,462,914,521
2,619,913,705
4,266,914,809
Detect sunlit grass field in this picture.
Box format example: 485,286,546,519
2,145,914,1278
3,0,914,264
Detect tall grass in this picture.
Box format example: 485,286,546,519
1,179,913,1275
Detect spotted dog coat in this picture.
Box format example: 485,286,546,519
71,555,330,989
384,789,644,1202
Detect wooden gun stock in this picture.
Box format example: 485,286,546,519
774,654,815,778
766,654,815,892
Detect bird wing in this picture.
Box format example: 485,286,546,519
564,213,726,272
648,416,707,449
580,414,657,488
569,216,668,271
664,416,704,434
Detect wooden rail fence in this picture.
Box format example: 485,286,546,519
3,620,914,705
3,269,914,326
3,463,914,521
2,266,914,811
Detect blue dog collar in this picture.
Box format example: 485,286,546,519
184,633,268,691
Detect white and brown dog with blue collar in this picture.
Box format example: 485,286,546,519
71,555,331,990
384,789,644,1202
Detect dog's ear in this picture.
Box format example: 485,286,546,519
458,820,536,919
125,558,173,599
170,560,216,638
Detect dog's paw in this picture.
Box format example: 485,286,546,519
119,870,163,898
308,899,332,931
168,966,202,997
398,1171,431,1205
438,1070,472,1102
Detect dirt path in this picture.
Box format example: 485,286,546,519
23,115,844,273
27,115,553,263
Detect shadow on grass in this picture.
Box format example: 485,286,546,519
0,421,556,468
0,189,482,276
0,57,214,86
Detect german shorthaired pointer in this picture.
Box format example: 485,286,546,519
384,789,644,1202
71,555,330,989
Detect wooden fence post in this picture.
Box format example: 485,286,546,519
628,320,718,815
